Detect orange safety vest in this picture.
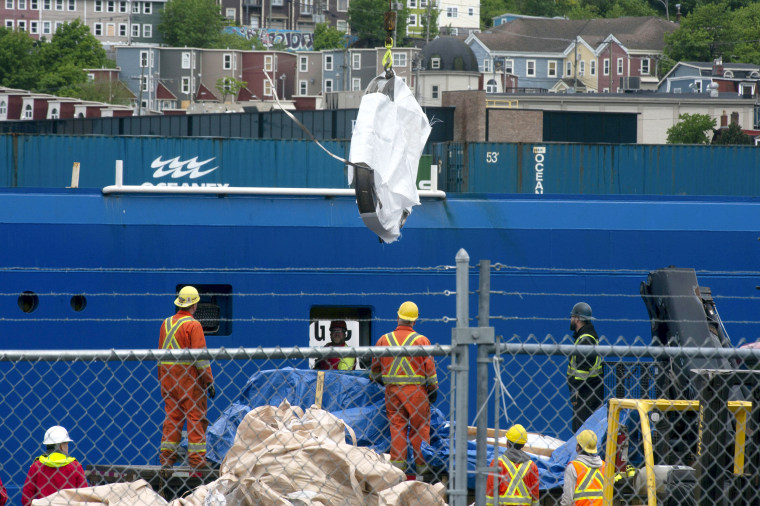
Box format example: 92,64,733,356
571,460,605,506
486,457,533,505
160,316,211,370
380,331,432,385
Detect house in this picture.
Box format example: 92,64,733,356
415,37,480,107
658,59,760,97
0,88,30,121
241,51,296,101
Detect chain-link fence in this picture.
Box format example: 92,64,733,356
4,251,760,505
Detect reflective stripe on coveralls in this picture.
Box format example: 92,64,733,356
383,332,428,384
566,333,602,380
160,316,211,369
485,457,533,505
572,460,604,506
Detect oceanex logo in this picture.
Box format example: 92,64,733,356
533,146,546,194
141,156,230,187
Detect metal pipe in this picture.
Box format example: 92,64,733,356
102,185,447,199
475,259,490,506
451,248,470,506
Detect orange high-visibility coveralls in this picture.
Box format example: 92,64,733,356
158,310,213,467
370,325,437,472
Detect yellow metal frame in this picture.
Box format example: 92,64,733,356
602,398,751,506
485,99,519,109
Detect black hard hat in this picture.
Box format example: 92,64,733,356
571,302,595,320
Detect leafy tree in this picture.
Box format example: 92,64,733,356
480,0,517,28
348,0,408,46
0,28,40,90
728,3,760,64
214,31,264,50
215,76,247,102
159,0,225,48
66,79,135,105
666,113,716,144
606,0,656,17
419,3,440,40
313,23,347,50
566,4,600,18
712,122,753,145
664,3,733,63
516,0,561,16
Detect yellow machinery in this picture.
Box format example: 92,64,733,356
602,398,752,506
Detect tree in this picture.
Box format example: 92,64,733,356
712,122,753,145
348,0,408,46
666,113,716,144
728,3,760,65
664,3,733,63
214,31,265,50
215,76,247,103
419,3,441,40
158,0,225,48
313,23,347,50
66,79,135,105
606,0,656,17
480,0,517,28
0,28,40,90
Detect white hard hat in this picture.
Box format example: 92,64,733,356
43,426,73,445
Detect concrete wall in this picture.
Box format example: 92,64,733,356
442,90,486,142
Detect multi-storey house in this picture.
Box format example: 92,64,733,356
659,60,760,97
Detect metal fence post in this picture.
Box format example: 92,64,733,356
475,260,490,506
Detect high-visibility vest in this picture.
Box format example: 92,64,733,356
486,457,533,505
571,460,605,506
567,333,602,380
381,331,427,385
38,452,76,468
160,315,211,370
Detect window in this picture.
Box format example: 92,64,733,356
264,55,273,72
336,20,347,32
142,2,150,13
617,57,623,74
408,14,416,26
30,20,38,33
42,20,51,34
141,76,149,92
300,0,312,13
431,84,439,99
271,0,282,5
106,0,113,11
18,0,25,8
182,52,191,69
54,20,62,30
132,0,139,12
67,0,73,10
590,60,596,76
223,53,232,70
504,59,513,74
121,23,129,36
324,54,333,71
55,0,62,9
548,60,557,77
119,0,126,11
352,53,360,69
87,73,94,81
299,55,307,72
30,0,36,7
450,27,458,36
263,79,273,96
50,107,58,119
94,22,102,35
693,80,702,93
143,24,151,38
446,7,456,16
140,50,150,67
324,79,333,93
17,20,26,31
641,58,650,75
24,104,32,119
482,58,491,73
468,7,473,15
43,0,49,8
579,60,585,76
0,101,5,115
408,0,415,6
603,58,609,76
225,7,235,18
4,20,12,28
526,60,535,77
299,80,307,95
431,57,440,69
486,79,497,93
566,61,572,76
181,77,190,94
338,0,347,9
94,0,101,10
393,52,407,67
352,77,360,91
5,0,12,8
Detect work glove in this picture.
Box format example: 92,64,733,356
207,384,216,399
427,388,438,403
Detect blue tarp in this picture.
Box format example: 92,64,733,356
205,368,619,491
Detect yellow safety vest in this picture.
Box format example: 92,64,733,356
160,316,210,370
382,332,427,385
486,457,533,505
572,460,604,506
567,333,602,380
39,452,76,468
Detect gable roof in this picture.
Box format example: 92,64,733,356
156,82,177,100
474,16,676,54
196,83,218,102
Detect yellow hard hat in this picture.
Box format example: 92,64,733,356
576,430,598,454
397,301,419,321
506,424,528,445
175,286,200,308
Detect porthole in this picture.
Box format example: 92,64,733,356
18,291,39,313
70,295,87,312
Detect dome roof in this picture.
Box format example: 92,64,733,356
420,37,478,72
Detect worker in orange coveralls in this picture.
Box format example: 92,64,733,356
22,426,88,506
370,301,438,477
485,424,540,506
158,285,215,469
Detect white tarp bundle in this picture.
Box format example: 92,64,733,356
34,400,447,506
348,75,432,243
